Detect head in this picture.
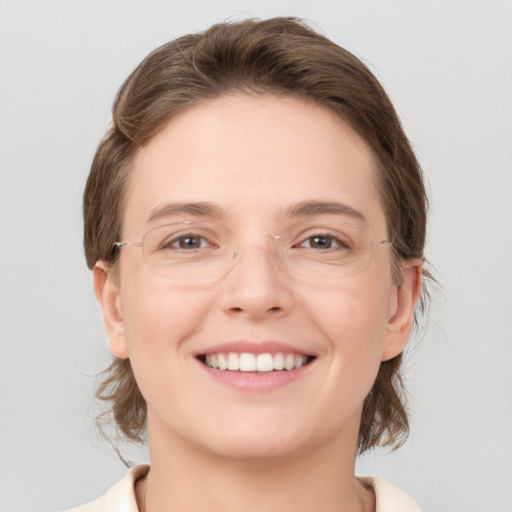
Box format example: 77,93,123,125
84,17,429,455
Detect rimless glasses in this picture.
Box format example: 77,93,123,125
114,220,392,282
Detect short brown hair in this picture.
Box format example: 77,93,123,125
84,17,430,453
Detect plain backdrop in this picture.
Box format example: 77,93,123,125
1,1,511,511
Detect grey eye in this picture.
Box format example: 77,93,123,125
299,235,346,250
166,234,210,250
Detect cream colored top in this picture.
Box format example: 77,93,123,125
67,465,421,512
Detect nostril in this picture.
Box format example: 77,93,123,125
228,305,281,314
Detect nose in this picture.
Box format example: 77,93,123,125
219,240,294,320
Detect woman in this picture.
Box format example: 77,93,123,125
73,17,428,512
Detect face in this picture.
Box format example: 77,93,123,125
96,94,420,462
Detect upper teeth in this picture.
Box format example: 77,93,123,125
204,353,308,372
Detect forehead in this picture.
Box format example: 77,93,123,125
124,94,386,234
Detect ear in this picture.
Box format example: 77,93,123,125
93,261,129,359
381,259,423,361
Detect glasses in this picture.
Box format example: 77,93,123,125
114,220,392,282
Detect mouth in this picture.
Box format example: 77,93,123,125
197,352,316,372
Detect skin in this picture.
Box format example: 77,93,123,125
94,94,422,512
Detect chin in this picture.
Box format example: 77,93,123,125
192,414,324,464
202,434,306,463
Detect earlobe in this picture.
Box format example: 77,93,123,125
93,262,129,359
381,260,422,361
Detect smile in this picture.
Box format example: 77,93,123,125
201,352,314,372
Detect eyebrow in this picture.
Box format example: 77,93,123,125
283,200,367,224
146,199,366,225
147,202,224,223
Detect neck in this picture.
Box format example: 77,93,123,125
140,417,374,512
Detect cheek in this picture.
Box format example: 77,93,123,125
279,280,394,443
307,277,392,366
119,264,215,358
118,278,219,406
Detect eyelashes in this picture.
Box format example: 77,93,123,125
159,231,354,253
161,233,217,251
293,233,351,251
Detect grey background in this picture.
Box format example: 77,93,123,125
0,1,511,511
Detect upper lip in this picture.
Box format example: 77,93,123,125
197,341,315,357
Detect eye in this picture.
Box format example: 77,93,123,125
164,233,214,250
296,233,350,250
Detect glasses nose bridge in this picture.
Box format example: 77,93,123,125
227,230,284,272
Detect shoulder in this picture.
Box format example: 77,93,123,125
65,465,149,512
358,476,421,512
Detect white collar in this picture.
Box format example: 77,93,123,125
68,465,421,512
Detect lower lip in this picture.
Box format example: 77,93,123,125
198,360,312,391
